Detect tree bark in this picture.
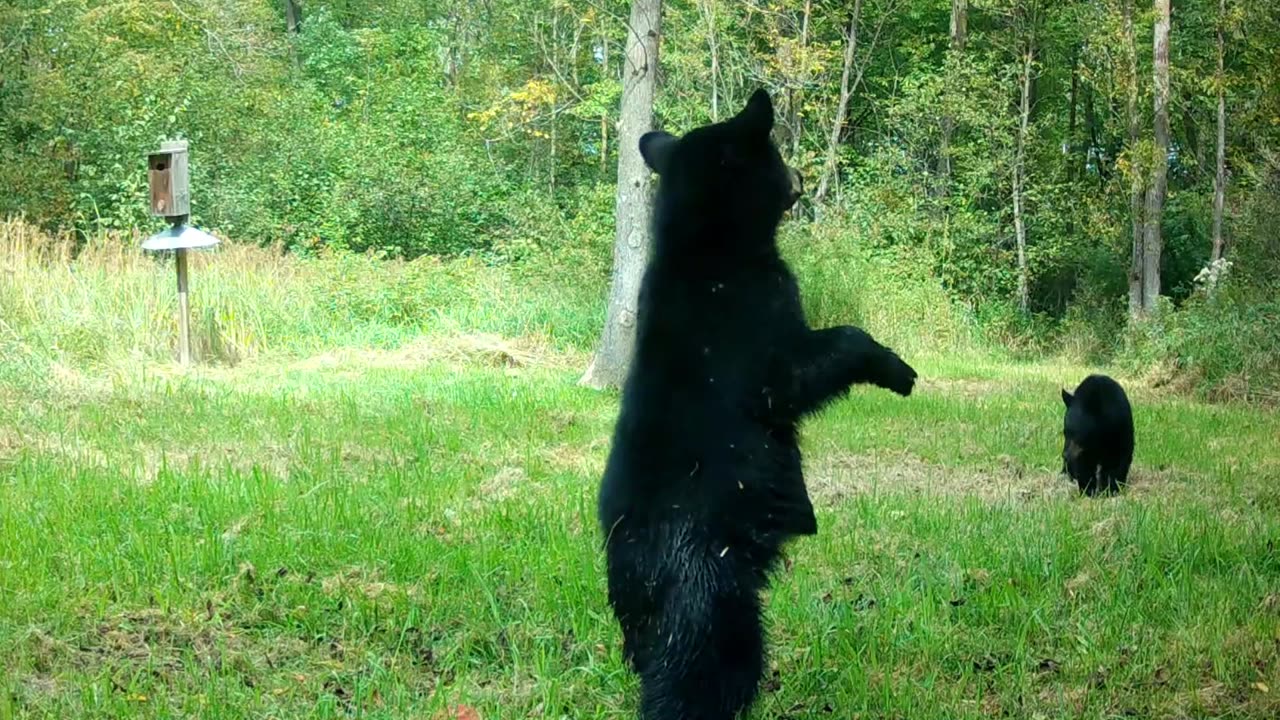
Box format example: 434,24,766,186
580,0,663,390
939,0,967,194
699,0,720,120
1140,0,1171,313
815,0,863,202
1210,0,1227,266
284,0,301,34
1125,0,1145,319
284,0,301,67
600,28,610,173
1064,45,1080,238
791,0,812,159
1067,46,1079,178
1013,48,1033,315
1085,82,1103,187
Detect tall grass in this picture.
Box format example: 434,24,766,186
780,219,984,358
2,215,988,377
0,218,605,370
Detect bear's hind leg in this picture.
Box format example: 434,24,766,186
638,565,766,720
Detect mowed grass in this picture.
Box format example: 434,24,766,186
2,343,1278,720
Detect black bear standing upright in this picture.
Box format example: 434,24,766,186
597,89,918,720
1061,374,1135,495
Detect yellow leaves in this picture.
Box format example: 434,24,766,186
509,79,557,107
765,39,838,84
466,79,558,137
466,107,502,126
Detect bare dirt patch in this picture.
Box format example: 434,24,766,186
477,466,530,503
289,333,580,373
0,426,112,471
806,450,1073,505
917,377,1005,399
805,451,1212,506
539,438,607,477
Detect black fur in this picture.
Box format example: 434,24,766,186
597,89,918,720
1060,374,1135,495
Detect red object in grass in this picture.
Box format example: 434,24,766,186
432,705,481,720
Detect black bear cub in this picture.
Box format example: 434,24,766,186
597,89,917,720
1061,374,1135,495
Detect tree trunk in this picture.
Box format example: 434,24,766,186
284,0,301,66
815,0,863,202
579,0,663,390
1064,46,1080,238
1125,0,1145,319
1068,46,1079,179
550,103,558,196
790,0,812,159
699,0,720,120
1210,0,1227,267
284,0,301,34
1140,0,1171,313
1013,48,1032,315
939,0,967,194
1085,83,1102,187
600,29,610,173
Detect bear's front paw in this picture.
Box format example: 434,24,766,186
880,353,918,397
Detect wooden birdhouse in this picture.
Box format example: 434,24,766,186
148,139,190,218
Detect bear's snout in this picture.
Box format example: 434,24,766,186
786,167,804,207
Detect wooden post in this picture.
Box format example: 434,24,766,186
176,247,191,365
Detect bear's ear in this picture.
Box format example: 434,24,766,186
1061,389,1073,407
734,88,774,138
639,131,677,175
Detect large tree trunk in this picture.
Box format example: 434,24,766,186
939,0,967,194
1210,0,1227,266
1013,48,1033,315
815,0,863,202
1125,0,1145,319
579,0,663,390
1140,0,1171,313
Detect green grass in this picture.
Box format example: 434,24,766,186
2,348,1278,719
2,218,1278,718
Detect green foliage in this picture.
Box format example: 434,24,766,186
1119,286,1280,403
2,0,1279,398
1116,152,1280,401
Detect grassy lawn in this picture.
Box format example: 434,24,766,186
1,341,1277,719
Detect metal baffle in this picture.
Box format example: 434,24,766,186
143,139,219,365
